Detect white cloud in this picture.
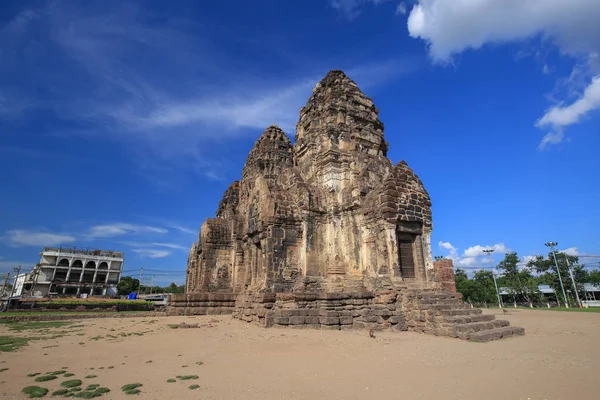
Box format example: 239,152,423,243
406,0,600,147
438,241,458,260
132,249,171,259
5,229,76,247
463,243,509,259
536,76,600,149
438,241,509,269
560,247,579,256
86,223,167,238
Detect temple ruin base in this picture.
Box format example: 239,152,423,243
166,279,525,342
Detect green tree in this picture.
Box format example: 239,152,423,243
117,276,140,296
527,252,579,306
496,252,538,305
455,268,498,304
472,269,499,304
588,269,600,285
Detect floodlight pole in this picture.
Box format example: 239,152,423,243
564,255,582,308
483,249,502,308
545,242,569,308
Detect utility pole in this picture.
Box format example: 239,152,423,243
1,273,10,299
545,242,569,308
138,267,143,295
149,275,155,294
8,266,21,299
483,249,502,308
564,255,582,308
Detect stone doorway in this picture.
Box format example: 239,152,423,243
397,235,416,279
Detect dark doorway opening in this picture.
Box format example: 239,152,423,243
398,235,415,278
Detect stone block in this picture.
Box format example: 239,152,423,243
289,316,306,325
304,316,320,324
274,317,289,325
319,317,340,325
339,316,354,325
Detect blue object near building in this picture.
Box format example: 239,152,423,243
128,292,137,300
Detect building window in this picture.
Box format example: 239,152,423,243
58,259,70,267
98,262,109,270
85,261,96,269
72,260,83,268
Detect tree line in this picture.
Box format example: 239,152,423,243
454,251,600,307
117,276,185,296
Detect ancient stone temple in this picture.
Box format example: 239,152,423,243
168,70,524,342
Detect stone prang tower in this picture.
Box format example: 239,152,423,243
169,70,524,342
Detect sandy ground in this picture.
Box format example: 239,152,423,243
1,309,599,400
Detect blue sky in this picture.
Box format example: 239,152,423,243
1,0,599,284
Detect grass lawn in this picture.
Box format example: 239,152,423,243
525,306,600,313
0,310,152,317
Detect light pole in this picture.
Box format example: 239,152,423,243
545,242,569,308
564,255,582,308
483,249,502,308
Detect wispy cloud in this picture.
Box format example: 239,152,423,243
4,229,76,247
132,249,171,259
86,223,168,238
0,1,419,166
123,241,188,252
329,0,393,20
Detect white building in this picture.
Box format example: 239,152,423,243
25,247,124,297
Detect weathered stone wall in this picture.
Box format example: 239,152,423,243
432,259,458,294
167,293,236,316
233,291,408,331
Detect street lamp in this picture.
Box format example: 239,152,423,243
544,242,569,308
483,249,502,308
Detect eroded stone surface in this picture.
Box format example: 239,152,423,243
169,70,523,340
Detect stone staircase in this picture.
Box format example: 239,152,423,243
402,287,525,342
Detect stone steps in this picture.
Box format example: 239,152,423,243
453,319,510,339
407,286,525,342
440,314,496,325
467,326,526,342
437,308,483,316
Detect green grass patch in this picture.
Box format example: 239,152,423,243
167,378,176,383
34,375,57,382
52,388,70,395
84,375,97,379
61,379,83,388
121,383,142,391
64,373,75,377
89,336,102,341
167,324,179,329
177,375,199,380
22,385,49,398
189,384,200,390
0,367,8,372
196,361,204,366
28,372,41,377
51,370,67,375
0,335,31,352
0,321,72,331
123,389,140,395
